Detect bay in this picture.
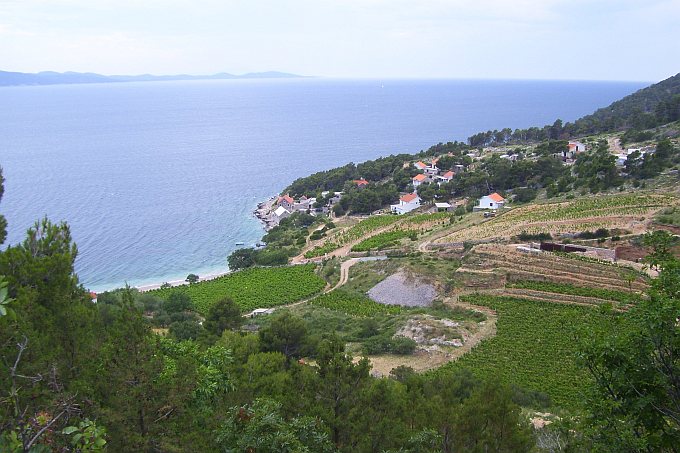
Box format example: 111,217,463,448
0,78,647,291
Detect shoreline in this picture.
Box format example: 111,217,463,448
135,268,233,292
253,195,279,231
93,195,278,295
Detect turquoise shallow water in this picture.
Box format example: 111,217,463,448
0,78,647,291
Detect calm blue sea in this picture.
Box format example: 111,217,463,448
0,78,647,291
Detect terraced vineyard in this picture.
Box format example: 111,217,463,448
441,294,629,408
437,193,677,242
305,215,401,258
466,244,648,292
507,281,633,303
150,265,326,314
351,230,414,252
305,212,452,257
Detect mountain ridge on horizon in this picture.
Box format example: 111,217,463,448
0,69,307,87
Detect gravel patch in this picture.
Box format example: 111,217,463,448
367,272,436,307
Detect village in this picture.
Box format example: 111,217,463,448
255,139,607,229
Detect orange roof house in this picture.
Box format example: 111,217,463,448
278,194,294,206
413,174,427,182
353,178,369,187
489,193,505,202
400,193,419,203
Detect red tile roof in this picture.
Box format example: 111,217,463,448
279,195,294,204
400,193,419,203
414,161,427,168
442,171,454,178
413,174,427,181
489,193,505,202
353,179,369,186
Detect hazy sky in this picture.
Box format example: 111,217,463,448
0,0,678,81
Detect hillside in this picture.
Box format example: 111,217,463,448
2,74,680,451
572,72,680,134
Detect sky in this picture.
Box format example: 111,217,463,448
0,0,678,81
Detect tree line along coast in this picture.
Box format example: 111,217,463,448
1,72,680,451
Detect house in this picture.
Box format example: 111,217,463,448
247,308,275,318
278,194,294,209
353,178,369,188
412,173,428,188
414,161,428,171
293,197,317,213
477,193,506,210
436,170,455,185
563,141,587,160
273,205,291,222
435,202,454,212
391,193,421,215
424,161,439,175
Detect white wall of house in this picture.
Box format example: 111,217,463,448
391,196,421,215
478,196,504,210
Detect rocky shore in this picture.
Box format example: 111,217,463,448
253,196,278,231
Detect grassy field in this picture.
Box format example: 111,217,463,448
149,264,326,314
439,294,627,408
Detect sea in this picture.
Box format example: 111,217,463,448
0,78,648,292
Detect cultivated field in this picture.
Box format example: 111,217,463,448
436,193,677,242
304,211,452,257
456,244,648,309
150,264,326,313
440,294,628,408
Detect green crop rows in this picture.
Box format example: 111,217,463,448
309,289,403,316
508,280,636,303
151,265,326,314
305,215,401,258
503,193,674,224
351,230,414,252
400,211,451,226
439,294,627,408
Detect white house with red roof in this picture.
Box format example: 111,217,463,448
436,170,455,185
353,178,369,188
391,193,421,215
562,141,587,160
477,193,506,210
278,194,295,209
412,173,429,188
413,161,428,171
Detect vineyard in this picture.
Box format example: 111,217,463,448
463,244,648,293
441,294,628,408
351,230,415,252
150,265,326,314
309,289,403,316
305,212,452,257
437,193,677,242
305,215,401,258
507,280,634,303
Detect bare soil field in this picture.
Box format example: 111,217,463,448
367,272,437,307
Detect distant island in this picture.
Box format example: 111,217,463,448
0,70,307,87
